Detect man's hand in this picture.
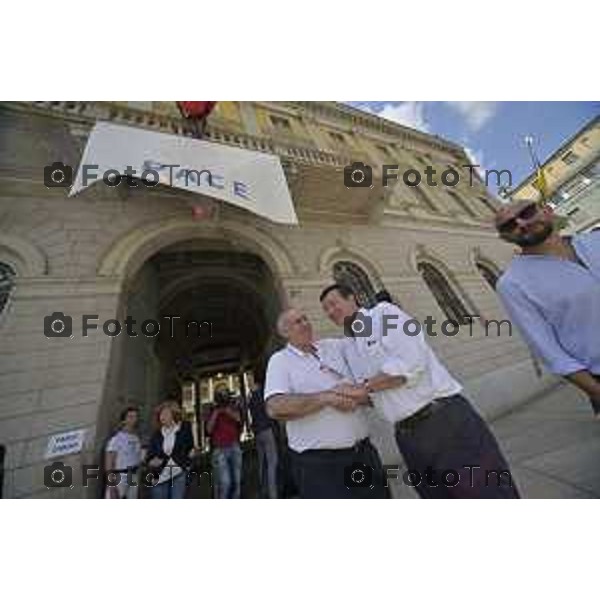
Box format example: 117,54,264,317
318,390,344,406
318,390,357,411
321,388,362,412
328,394,360,412
588,393,600,418
148,457,163,468
334,383,370,403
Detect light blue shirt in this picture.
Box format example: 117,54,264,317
497,231,600,376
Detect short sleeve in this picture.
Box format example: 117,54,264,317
264,352,292,400
106,433,121,453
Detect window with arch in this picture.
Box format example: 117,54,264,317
0,262,16,317
418,261,471,324
476,261,500,290
333,261,378,308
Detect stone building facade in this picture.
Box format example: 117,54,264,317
0,101,557,498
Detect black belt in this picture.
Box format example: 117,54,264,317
294,438,372,457
394,401,444,432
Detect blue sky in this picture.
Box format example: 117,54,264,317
347,101,599,196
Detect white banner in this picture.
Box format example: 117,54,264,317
69,121,298,225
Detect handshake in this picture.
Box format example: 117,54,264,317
321,383,371,413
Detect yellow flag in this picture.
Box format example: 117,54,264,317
532,166,548,202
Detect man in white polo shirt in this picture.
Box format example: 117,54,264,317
320,284,519,499
265,308,387,499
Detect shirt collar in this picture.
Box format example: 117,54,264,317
286,341,320,358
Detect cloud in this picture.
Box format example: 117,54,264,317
377,102,430,133
464,145,485,176
446,102,499,132
358,101,430,133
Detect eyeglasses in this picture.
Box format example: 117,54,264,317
497,203,538,234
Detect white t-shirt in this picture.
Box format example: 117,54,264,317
105,430,142,498
106,430,142,472
264,340,369,452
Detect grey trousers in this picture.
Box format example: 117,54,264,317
394,394,520,499
255,428,279,499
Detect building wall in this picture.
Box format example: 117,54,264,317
512,116,600,232
0,102,558,498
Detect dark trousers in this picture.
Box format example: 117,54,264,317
290,439,388,499
394,395,520,499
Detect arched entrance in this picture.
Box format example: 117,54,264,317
95,219,290,498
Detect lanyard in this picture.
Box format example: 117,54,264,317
307,346,347,381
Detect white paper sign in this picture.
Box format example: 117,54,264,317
69,121,298,225
45,429,87,459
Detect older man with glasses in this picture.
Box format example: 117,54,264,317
495,199,600,417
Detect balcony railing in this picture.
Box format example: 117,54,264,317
13,101,366,170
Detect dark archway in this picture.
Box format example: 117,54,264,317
96,237,284,499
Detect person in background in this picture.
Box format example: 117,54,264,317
495,200,600,416
104,406,142,499
146,401,194,499
207,388,243,499
247,374,279,498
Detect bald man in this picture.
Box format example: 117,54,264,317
495,199,600,416
264,308,387,498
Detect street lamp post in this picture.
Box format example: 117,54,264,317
524,134,548,203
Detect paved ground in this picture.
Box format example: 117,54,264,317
393,382,600,498
491,382,600,498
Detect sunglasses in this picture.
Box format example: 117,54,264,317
497,203,539,234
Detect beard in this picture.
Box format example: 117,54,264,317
514,222,554,248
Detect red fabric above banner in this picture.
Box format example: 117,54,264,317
177,101,217,119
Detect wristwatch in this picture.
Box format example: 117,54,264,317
363,379,375,394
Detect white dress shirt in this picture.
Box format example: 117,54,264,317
342,302,462,424
264,340,369,452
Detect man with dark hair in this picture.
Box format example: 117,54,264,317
104,406,142,499
495,200,600,416
374,289,394,305
320,284,519,499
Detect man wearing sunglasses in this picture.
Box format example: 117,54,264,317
495,199,600,417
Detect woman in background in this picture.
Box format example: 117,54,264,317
146,401,194,499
